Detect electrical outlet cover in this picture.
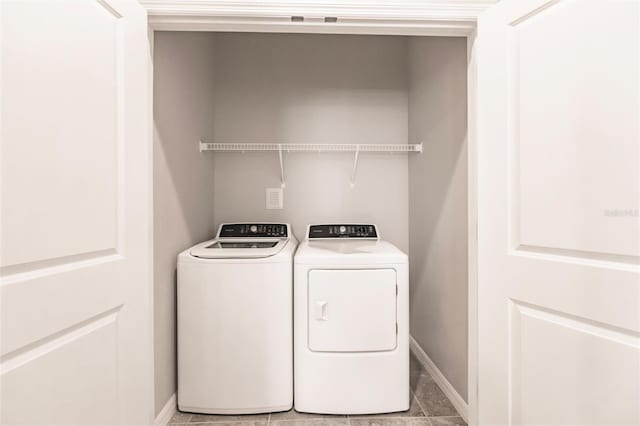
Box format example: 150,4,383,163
266,187,284,209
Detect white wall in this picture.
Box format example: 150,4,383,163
210,33,410,251
153,32,217,416
408,37,469,401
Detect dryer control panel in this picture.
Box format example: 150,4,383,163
218,223,288,238
308,224,378,240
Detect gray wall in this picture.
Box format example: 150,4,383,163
210,33,410,251
408,37,469,401
153,32,217,416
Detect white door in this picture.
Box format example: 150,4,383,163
308,269,397,352
477,1,639,425
1,1,153,425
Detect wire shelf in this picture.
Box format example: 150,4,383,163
199,142,423,153
198,141,422,188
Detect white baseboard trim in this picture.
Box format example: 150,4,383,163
410,336,469,423
155,393,177,426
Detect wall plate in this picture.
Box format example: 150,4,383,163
266,187,283,209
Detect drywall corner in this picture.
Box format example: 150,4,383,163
407,36,469,402
153,31,217,416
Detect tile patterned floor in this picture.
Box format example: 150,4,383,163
169,352,466,426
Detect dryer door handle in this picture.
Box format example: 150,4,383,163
314,301,328,321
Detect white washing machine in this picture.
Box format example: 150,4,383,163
294,224,409,415
177,223,297,414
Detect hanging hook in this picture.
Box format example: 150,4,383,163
350,145,360,189
278,144,286,188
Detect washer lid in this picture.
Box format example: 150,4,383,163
190,238,288,259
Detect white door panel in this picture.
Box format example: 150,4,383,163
1,262,122,354
1,0,120,268
1,1,152,425
478,0,639,425
308,269,397,352
512,0,639,258
2,316,120,426
511,302,639,426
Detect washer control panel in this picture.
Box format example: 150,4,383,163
218,223,288,238
308,224,378,239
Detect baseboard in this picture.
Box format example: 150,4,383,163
155,393,177,426
410,336,469,423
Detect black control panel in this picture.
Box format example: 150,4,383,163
219,223,288,238
308,224,377,239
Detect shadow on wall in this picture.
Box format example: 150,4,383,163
152,32,218,415
408,36,469,402
153,32,218,245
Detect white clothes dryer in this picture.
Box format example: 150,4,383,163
294,224,409,415
178,223,297,414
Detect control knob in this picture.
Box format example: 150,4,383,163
339,226,347,233
250,225,258,233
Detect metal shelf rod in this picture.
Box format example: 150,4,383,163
199,141,423,153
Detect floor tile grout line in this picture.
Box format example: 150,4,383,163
270,420,350,425
411,388,429,417
190,422,243,425
350,416,433,419
428,415,466,419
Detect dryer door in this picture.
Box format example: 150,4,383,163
308,269,396,352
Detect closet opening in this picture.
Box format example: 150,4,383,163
152,31,471,423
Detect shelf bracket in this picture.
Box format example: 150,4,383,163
350,145,360,188
278,144,286,188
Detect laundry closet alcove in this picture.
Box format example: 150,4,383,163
153,29,469,422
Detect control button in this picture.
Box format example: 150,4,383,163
250,225,258,233
339,226,347,233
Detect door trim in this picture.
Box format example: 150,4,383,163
144,2,484,423
141,0,495,35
